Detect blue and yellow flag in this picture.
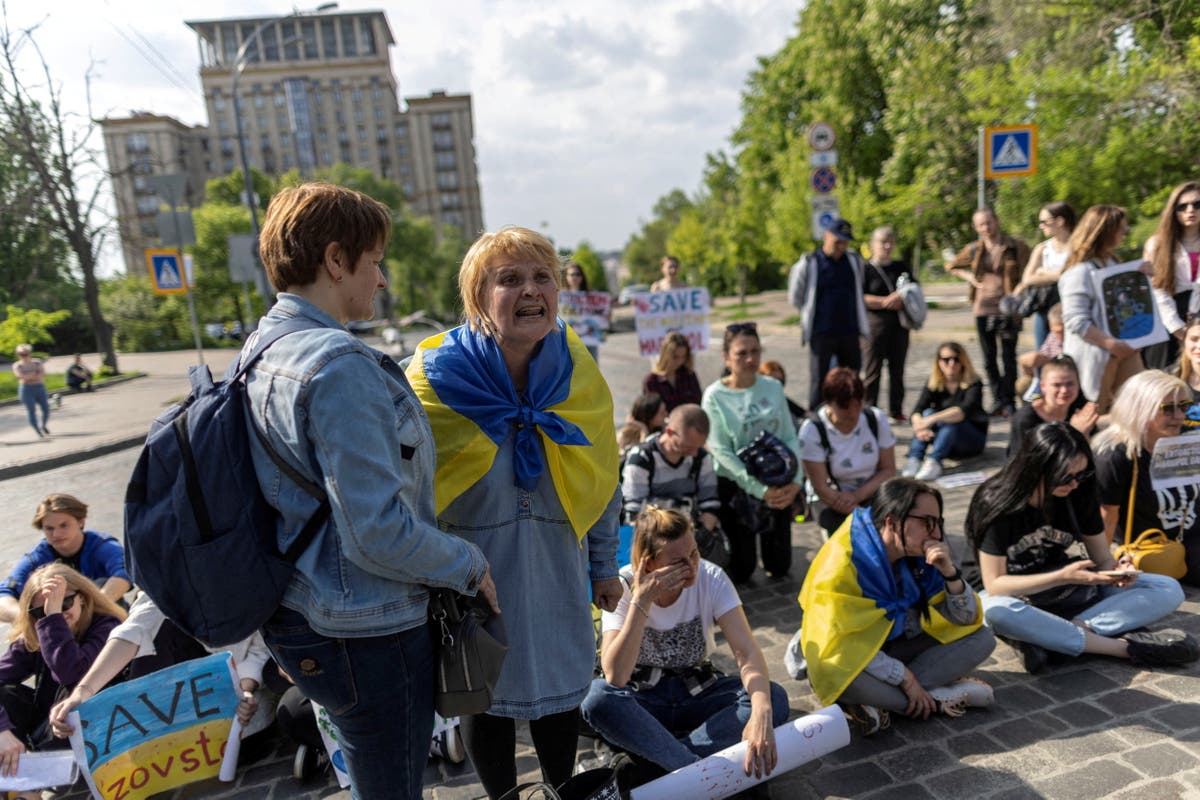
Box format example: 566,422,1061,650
799,509,982,706
406,321,617,541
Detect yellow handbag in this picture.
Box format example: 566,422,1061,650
1113,458,1187,579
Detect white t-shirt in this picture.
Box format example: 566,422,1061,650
602,560,741,669
799,406,895,492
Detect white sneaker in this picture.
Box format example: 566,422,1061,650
915,458,942,481
901,457,922,478
929,677,994,718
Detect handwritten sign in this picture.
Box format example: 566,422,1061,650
633,288,711,357
560,290,612,348
68,653,238,800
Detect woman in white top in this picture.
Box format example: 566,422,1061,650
1058,205,1142,414
1143,181,1200,370
1014,202,1076,349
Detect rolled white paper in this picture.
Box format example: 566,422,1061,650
218,718,243,782
630,704,850,800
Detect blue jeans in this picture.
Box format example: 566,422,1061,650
262,606,434,800
907,411,986,464
581,674,789,771
18,383,49,434
981,572,1185,656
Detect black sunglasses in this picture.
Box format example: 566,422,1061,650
29,593,77,621
1159,400,1191,415
725,322,758,336
938,354,960,363
1056,469,1094,487
906,514,944,535
1176,200,1200,213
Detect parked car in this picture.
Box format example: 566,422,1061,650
617,283,650,306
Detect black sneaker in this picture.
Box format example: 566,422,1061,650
1124,630,1200,666
610,752,667,793
1017,640,1049,674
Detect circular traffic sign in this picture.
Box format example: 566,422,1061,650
810,167,837,194
809,122,836,151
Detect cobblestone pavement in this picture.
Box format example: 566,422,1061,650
2,286,1198,799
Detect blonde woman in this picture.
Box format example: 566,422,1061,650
642,332,702,412
1143,182,1200,369
903,342,989,481
0,564,126,775
1094,371,1200,583
1058,205,1141,413
12,344,49,437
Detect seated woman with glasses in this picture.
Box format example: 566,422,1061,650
1094,371,1200,583
1007,354,1098,458
965,421,1195,674
800,367,896,535
799,477,994,736
0,563,126,775
1173,314,1200,434
902,342,989,482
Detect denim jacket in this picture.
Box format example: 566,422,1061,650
243,294,487,638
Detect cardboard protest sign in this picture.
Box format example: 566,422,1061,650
1150,435,1200,491
68,653,238,800
560,290,611,348
1092,261,1168,349
634,288,711,357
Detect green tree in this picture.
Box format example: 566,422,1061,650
622,190,693,283
570,242,607,292
0,305,70,354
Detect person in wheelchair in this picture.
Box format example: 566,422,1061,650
581,507,789,785
621,405,729,568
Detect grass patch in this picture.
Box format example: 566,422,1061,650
712,299,765,311
781,314,801,326
0,372,142,402
715,308,777,322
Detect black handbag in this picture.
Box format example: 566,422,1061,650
1017,284,1059,318
497,768,621,800
695,523,731,569
736,430,799,487
428,589,508,717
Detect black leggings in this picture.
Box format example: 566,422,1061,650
460,707,580,799
718,477,793,583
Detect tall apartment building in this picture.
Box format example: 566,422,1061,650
101,9,483,274
99,113,210,275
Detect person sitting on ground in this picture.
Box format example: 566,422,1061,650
0,564,126,775
65,354,93,393
629,392,667,435
582,507,788,784
48,592,274,746
643,332,702,412
1015,303,1065,399
800,367,896,535
1007,354,1098,458
1172,314,1200,434
799,478,995,736
622,405,720,529
758,360,806,431
1093,371,1200,582
965,421,1197,674
903,342,988,482
0,494,131,624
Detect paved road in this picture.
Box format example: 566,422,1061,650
4,287,1199,799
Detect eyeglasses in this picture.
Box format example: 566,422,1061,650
1175,200,1200,213
725,322,757,336
1037,217,1055,226
1056,469,1093,487
938,355,960,363
1159,400,1191,415
29,593,77,621
906,514,944,535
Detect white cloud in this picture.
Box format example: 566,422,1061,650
5,0,796,267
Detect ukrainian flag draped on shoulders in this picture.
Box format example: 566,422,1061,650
799,508,982,706
405,319,617,542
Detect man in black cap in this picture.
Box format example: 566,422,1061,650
788,217,869,409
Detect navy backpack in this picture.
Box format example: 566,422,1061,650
124,318,330,646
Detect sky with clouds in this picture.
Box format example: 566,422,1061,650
6,1,798,267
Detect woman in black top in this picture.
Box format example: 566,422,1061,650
902,342,988,482
862,226,913,422
1006,355,1098,457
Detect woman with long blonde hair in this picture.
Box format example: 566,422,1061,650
1058,205,1141,413
0,563,126,775
902,342,988,482
643,332,702,412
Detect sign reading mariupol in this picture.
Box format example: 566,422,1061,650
633,288,711,357
68,653,239,800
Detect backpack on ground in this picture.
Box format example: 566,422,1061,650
124,318,330,647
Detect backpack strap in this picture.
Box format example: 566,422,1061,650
864,408,879,440
232,316,322,382
867,260,896,293
811,417,838,491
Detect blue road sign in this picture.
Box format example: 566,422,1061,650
985,125,1037,178
810,167,837,194
144,248,187,295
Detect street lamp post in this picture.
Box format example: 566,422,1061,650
230,3,338,307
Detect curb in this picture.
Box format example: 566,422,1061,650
0,433,146,482
0,372,146,409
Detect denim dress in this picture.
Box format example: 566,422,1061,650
438,427,620,719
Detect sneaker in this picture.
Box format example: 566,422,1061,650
610,752,667,793
915,458,942,481
429,727,466,764
889,413,909,424
929,677,994,717
1124,630,1200,667
844,703,891,736
41,426,50,436
1017,640,1049,674
901,456,922,478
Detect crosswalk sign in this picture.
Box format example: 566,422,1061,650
145,248,187,295
984,125,1037,178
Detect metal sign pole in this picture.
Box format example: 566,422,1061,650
163,182,205,366
977,127,986,210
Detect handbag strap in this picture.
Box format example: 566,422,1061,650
868,260,896,293
1123,456,1138,548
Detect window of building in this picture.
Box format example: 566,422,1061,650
300,20,318,58
254,94,265,109
354,107,364,123
281,131,291,145
319,18,337,58
359,146,370,161
376,129,388,144
213,93,226,111
394,121,408,138
443,211,464,230
220,137,234,156
275,92,286,108
437,171,458,190
311,88,322,107
340,145,352,162
435,151,456,170
133,175,147,192
402,181,414,197
371,82,383,102
335,110,345,126
341,17,357,56
281,22,299,60
224,157,235,172
374,107,384,123
239,24,260,61
136,195,159,215
399,162,411,178
432,130,454,150
332,80,342,104
260,133,271,150
220,24,238,64
318,130,329,143
361,18,376,55
277,112,288,128
282,151,292,169
321,148,331,164
261,25,280,61
431,111,452,129
440,192,462,210
397,142,409,158
352,86,363,104
217,116,229,131
357,127,367,142
338,130,349,144
126,133,149,153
